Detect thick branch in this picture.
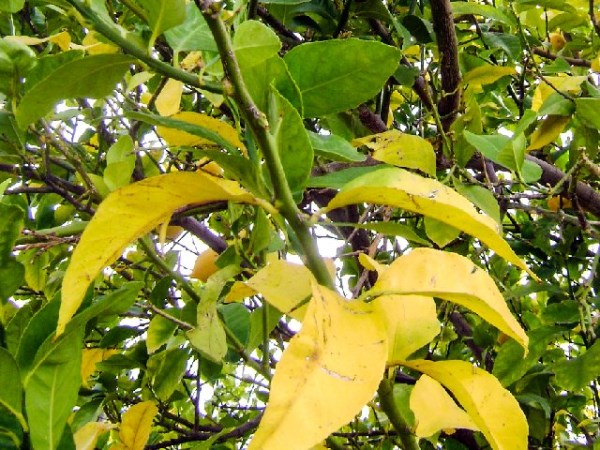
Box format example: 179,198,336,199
430,0,461,131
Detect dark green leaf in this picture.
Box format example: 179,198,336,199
308,165,386,189
284,39,400,117
0,348,24,426
148,347,189,401
575,98,600,130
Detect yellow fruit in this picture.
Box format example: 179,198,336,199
549,32,566,52
190,248,220,281
547,195,572,212
165,225,184,241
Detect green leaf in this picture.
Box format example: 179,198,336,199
284,39,400,117
424,217,460,247
0,0,25,13
220,303,251,347
0,259,24,302
164,2,217,53
575,98,600,129
451,2,517,27
553,340,600,391
234,22,302,114
16,300,60,376
25,329,82,450
0,403,24,449
493,327,563,387
187,303,227,363
104,135,135,191
0,204,23,260
308,165,386,189
336,221,431,246
308,131,366,162
15,54,135,128
146,314,178,354
233,20,281,68
0,349,25,429
453,182,501,225
136,0,186,46
267,87,313,193
148,348,189,401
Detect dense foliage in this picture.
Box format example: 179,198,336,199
0,0,599,449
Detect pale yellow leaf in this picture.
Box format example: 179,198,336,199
81,348,118,388
402,360,528,450
357,253,386,275
367,248,528,349
186,303,227,362
224,281,257,303
245,259,335,321
325,167,538,280
248,283,387,450
82,31,119,54
463,66,515,87
410,374,479,437
74,422,114,450
118,401,158,450
155,79,183,116
527,115,570,150
157,111,247,153
58,172,255,335
6,32,71,51
373,295,439,362
353,130,436,176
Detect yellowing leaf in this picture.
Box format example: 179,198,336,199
249,283,387,450
74,422,114,450
59,172,255,335
368,248,528,349
373,295,439,362
402,360,528,450
353,130,436,176
463,66,515,87
82,31,119,54
224,281,257,303
245,259,335,321
410,374,479,437
325,167,537,280
531,76,586,111
81,348,118,388
6,32,71,51
357,252,386,275
527,115,570,150
157,111,247,153
118,401,157,450
155,79,183,116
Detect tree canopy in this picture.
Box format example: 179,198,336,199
0,0,599,449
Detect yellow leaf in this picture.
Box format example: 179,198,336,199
58,172,255,336
325,167,538,280
353,130,436,176
82,31,119,54
463,66,515,87
410,374,479,437
373,295,439,362
7,32,71,51
157,111,247,154
402,360,528,450
531,76,586,111
357,253,386,275
527,115,570,150
249,283,388,450
224,281,257,303
592,55,600,72
118,401,158,450
81,348,118,388
74,422,114,450
367,248,528,349
155,79,183,116
245,260,313,321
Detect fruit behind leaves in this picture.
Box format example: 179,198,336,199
190,248,220,281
